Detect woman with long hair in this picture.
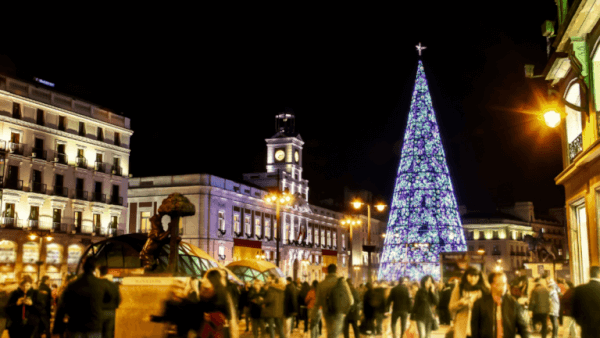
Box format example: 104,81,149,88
411,275,439,338
197,268,239,338
448,267,488,338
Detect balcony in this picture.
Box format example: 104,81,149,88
53,186,68,198
0,140,6,152
94,161,106,173
8,142,25,156
53,222,68,232
31,182,47,194
109,195,123,206
75,157,88,169
112,166,123,176
4,179,23,191
54,153,68,165
31,148,47,161
0,217,17,228
91,192,106,203
568,133,583,162
73,190,88,201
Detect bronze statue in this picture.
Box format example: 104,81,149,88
523,229,557,262
140,214,171,270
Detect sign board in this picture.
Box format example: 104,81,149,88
121,276,188,286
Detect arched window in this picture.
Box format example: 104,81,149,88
22,242,40,264
46,243,63,264
0,240,17,263
565,83,583,161
68,245,83,265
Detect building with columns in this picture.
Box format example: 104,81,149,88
0,74,132,284
128,111,386,282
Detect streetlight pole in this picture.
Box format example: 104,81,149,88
352,200,386,283
341,217,361,279
266,189,292,268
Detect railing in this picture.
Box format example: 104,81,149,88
0,140,6,152
76,157,88,169
73,190,88,201
492,251,502,256
8,142,25,156
54,153,68,165
94,161,106,173
0,217,17,228
31,182,46,194
53,186,68,197
109,195,123,206
53,222,68,232
5,180,23,190
568,133,583,162
31,148,47,161
91,192,106,203
111,166,123,176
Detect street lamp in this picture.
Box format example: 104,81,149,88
341,216,362,278
352,199,386,283
265,190,293,267
543,109,561,128
28,230,54,284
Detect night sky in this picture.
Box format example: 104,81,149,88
0,2,565,215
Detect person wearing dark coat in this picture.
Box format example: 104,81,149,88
361,282,376,334
248,280,266,338
37,275,52,338
284,277,299,336
343,279,361,338
529,278,550,338
572,266,600,338
298,281,310,332
438,280,455,325
262,277,286,338
53,256,110,337
387,277,412,338
6,275,41,338
240,282,251,331
471,272,529,338
98,266,121,338
411,275,439,338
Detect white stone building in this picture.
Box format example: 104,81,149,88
0,74,131,283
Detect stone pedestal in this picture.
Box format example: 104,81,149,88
115,276,190,338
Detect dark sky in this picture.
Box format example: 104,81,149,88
0,2,565,214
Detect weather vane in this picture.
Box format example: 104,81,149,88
416,42,426,56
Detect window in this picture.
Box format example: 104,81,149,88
321,230,325,246
36,109,44,126
234,214,240,233
265,219,271,238
97,127,104,141
58,116,66,131
22,242,39,264
218,210,225,232
573,202,590,284
0,240,17,263
565,84,583,161
79,122,86,136
12,102,21,119
140,212,151,233
244,215,251,235
114,132,121,146
29,206,39,227
341,234,345,248
93,214,101,232
255,218,261,237
46,243,62,264
218,245,225,257
333,232,337,247
274,220,278,239
326,231,331,246
307,227,312,244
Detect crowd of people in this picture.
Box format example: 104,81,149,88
2,260,600,338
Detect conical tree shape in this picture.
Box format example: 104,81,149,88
378,60,467,282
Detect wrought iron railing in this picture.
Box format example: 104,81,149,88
31,148,47,160
109,195,123,206
54,152,68,165
95,161,106,173
568,133,583,162
76,157,88,169
53,186,68,197
111,166,123,176
74,190,88,201
31,182,46,194
91,192,106,203
8,142,24,155
5,179,23,190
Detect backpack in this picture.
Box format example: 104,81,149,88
326,277,351,315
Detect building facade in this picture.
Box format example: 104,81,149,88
0,74,132,284
128,112,386,283
535,1,600,284
462,202,567,277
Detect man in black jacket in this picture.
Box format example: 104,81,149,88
387,277,412,338
471,272,529,338
99,266,121,338
53,256,109,337
284,277,298,336
37,275,53,338
572,266,600,338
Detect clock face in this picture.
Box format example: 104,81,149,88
294,150,299,163
275,149,285,162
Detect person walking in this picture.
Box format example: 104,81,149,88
305,280,321,338
411,275,439,338
53,256,109,337
387,277,412,338
298,281,310,332
240,282,251,332
470,272,529,338
0,282,9,338
572,266,600,338
6,275,41,338
372,282,386,335
196,268,239,338
284,277,299,336
545,275,561,338
36,275,53,338
248,280,266,338
343,279,361,338
312,264,353,338
362,282,376,334
529,277,550,338
262,276,286,338
448,267,488,338
98,266,121,338
560,281,577,338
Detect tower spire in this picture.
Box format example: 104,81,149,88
378,60,466,281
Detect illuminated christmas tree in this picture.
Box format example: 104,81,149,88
378,57,467,282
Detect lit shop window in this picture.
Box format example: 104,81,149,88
46,243,63,264
140,212,151,233
0,240,17,263
68,245,82,265
23,242,40,264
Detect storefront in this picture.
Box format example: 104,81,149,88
0,240,16,282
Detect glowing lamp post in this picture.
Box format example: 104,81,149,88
28,231,53,283
265,190,293,267
341,216,362,278
352,199,386,283
544,110,561,128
